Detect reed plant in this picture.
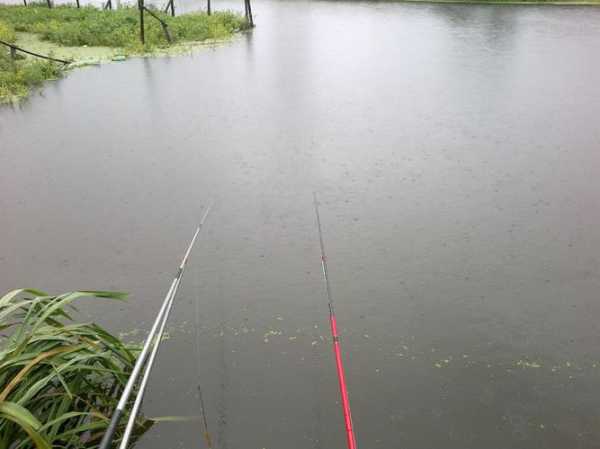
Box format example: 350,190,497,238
0,289,151,449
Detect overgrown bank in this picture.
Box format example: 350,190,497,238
0,5,250,103
0,20,63,102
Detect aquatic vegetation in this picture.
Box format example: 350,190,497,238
0,289,152,449
0,5,250,49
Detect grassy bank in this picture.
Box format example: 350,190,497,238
0,289,151,448
0,4,249,103
0,20,63,103
0,5,249,49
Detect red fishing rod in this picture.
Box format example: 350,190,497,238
313,192,358,449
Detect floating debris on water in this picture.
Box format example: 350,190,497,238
119,328,141,339
262,330,282,344
517,360,541,369
186,320,597,381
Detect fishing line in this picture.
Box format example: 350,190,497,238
194,247,213,448
216,267,229,449
310,297,324,449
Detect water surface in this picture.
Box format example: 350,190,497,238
2,1,600,447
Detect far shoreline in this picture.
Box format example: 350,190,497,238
343,0,600,5
406,0,600,5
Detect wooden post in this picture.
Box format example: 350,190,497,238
207,0,211,15
139,0,145,44
23,0,27,6
143,6,172,42
75,0,80,8
246,0,253,26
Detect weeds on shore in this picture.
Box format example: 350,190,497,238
0,289,151,448
0,21,63,103
0,5,250,49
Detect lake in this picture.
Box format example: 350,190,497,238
1,0,600,447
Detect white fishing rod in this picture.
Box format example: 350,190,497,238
99,203,213,449
118,203,213,448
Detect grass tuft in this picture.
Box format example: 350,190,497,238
0,288,151,449
0,19,16,43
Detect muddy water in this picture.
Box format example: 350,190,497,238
2,1,600,447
